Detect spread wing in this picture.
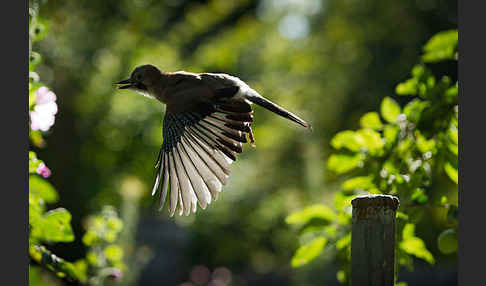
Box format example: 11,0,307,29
152,92,254,216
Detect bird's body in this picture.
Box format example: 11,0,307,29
117,65,311,216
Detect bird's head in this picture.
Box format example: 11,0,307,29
116,64,162,98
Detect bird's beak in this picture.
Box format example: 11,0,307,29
115,79,133,89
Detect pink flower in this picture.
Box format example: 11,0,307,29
36,162,51,178
35,86,57,105
30,86,58,132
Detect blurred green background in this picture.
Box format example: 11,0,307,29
31,0,457,285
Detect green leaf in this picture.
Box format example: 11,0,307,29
383,125,400,146
29,175,58,203
29,152,41,173
380,97,401,123
403,99,428,123
291,237,327,267
422,30,458,63
104,245,124,262
437,228,457,254
29,52,42,72
444,85,458,103
355,128,384,154
396,211,409,221
330,130,362,152
334,191,355,211
327,153,362,174
400,223,435,264
336,270,347,284
396,78,418,96
29,193,45,231
107,217,124,232
448,125,458,145
416,132,436,154
82,231,97,246
286,205,336,225
360,112,383,130
30,20,49,43
341,176,375,191
411,188,428,204
448,142,458,156
336,233,351,250
32,208,75,243
444,162,458,184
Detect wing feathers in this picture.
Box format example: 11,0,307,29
181,136,224,200
184,131,229,184
178,139,212,209
172,146,196,216
158,154,169,210
155,97,256,215
168,153,179,217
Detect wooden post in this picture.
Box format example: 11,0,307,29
350,194,400,286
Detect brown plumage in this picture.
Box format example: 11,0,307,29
116,64,311,216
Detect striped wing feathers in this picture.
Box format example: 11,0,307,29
152,101,253,216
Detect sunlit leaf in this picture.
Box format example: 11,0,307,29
29,175,58,203
334,192,355,212
355,128,384,153
448,125,458,145
448,142,458,156
380,97,401,123
104,245,124,262
107,217,124,232
336,233,351,250
396,78,418,96
444,85,458,102
396,211,409,221
422,30,458,63
29,52,42,72
403,99,428,123
82,231,97,246
383,125,399,145
416,132,436,154
444,162,458,184
330,130,362,152
32,208,75,243
327,153,363,174
341,176,375,191
29,193,45,230
411,188,428,204
291,237,327,267
360,112,383,130
30,20,50,43
286,205,336,225
400,223,435,264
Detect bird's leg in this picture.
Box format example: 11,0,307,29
248,124,256,147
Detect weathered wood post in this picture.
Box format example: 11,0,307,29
350,194,400,286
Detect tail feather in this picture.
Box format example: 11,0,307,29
245,94,312,131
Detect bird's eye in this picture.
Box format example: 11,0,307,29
136,74,142,81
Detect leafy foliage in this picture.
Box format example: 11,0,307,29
29,2,125,284
287,29,458,284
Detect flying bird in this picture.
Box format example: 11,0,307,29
116,65,311,216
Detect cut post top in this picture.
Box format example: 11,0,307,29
351,194,400,211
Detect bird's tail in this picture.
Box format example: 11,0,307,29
245,93,312,131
